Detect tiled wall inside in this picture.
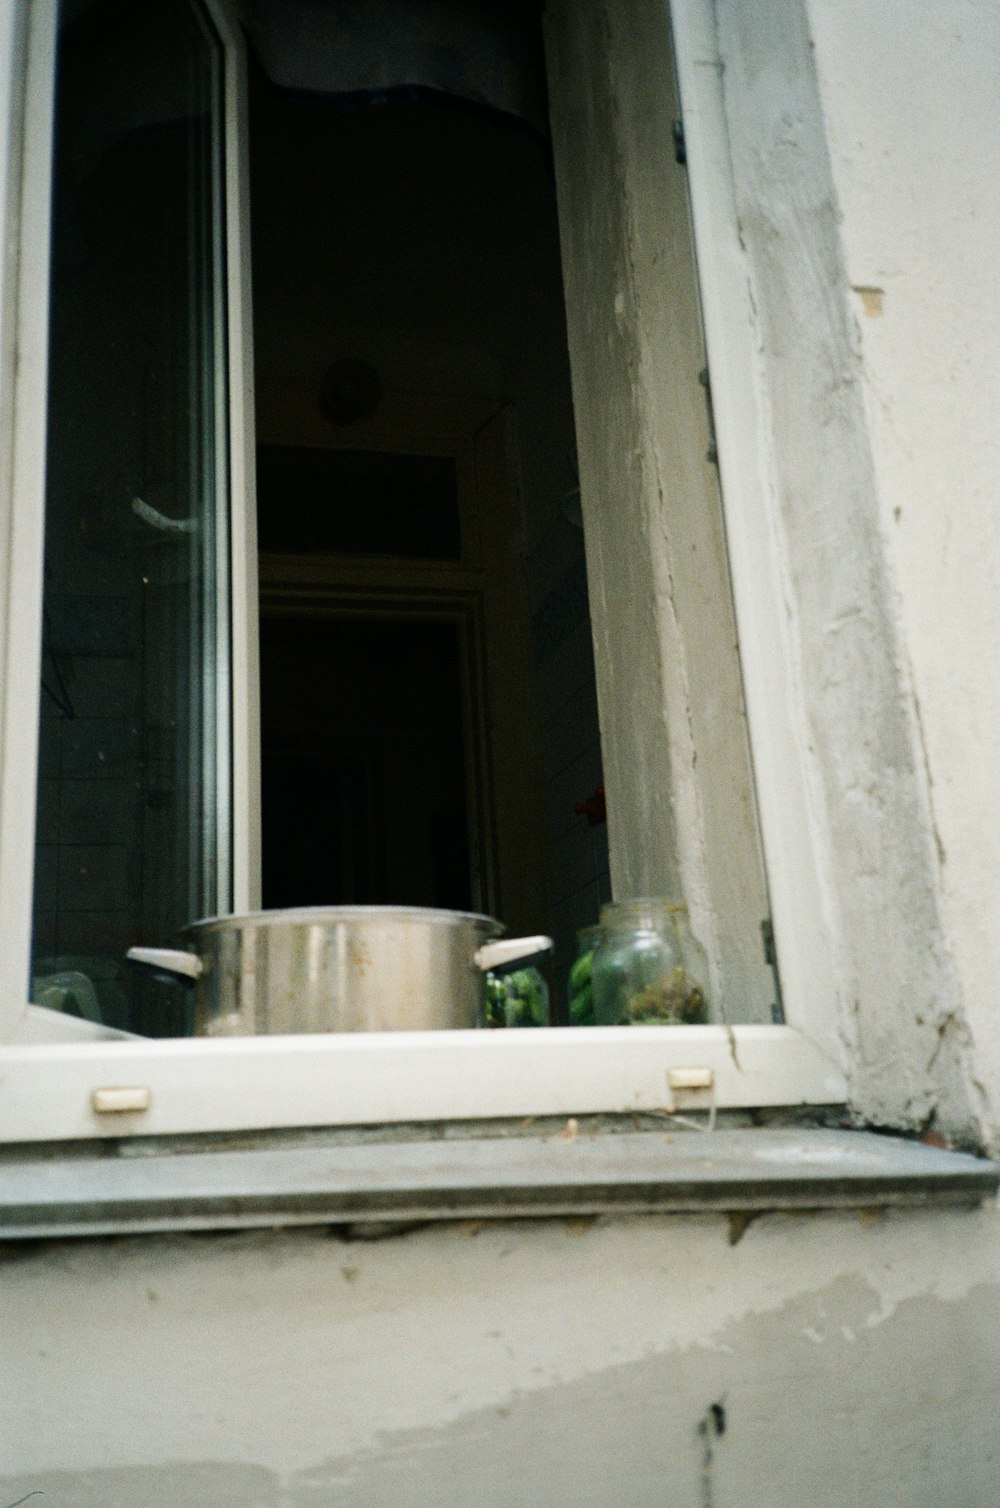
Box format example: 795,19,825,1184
33,581,143,1028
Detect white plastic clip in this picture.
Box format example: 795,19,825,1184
92,1087,151,1115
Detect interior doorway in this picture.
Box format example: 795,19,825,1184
260,611,473,912
247,4,608,980
256,442,481,913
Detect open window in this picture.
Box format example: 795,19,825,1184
0,0,847,1143
28,0,236,1038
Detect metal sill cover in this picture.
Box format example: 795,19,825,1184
0,1124,996,1238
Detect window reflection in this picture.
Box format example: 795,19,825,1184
30,0,229,1036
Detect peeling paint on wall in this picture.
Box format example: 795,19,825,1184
804,0,1000,1148
5,1209,1000,1505
852,285,885,318
713,0,982,1141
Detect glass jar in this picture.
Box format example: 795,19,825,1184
482,966,550,1028
591,900,709,1026
568,923,602,1025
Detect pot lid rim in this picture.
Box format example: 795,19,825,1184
183,905,506,935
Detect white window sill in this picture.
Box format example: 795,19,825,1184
1,1123,995,1239
0,1023,846,1143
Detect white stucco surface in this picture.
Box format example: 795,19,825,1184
4,1206,1000,1504
702,0,991,1138
805,0,1000,1137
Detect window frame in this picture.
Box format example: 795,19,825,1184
0,0,849,1146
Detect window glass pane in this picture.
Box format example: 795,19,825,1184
30,0,229,1037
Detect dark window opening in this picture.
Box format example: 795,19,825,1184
260,615,472,912
256,445,462,559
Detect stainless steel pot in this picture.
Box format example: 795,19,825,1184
127,906,552,1035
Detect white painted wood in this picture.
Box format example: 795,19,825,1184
544,0,776,1023
13,1003,137,1045
0,1,55,1039
0,1025,845,1143
207,0,262,913
669,0,845,1066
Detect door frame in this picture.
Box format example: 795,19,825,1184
254,401,551,939
259,579,496,915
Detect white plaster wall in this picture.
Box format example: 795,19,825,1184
702,0,994,1139
5,1207,1000,1505
805,0,1000,1133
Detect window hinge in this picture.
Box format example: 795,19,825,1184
698,367,719,465
761,918,786,1025
672,118,687,165
761,918,777,967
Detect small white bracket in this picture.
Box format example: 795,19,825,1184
668,1067,715,1092
92,1087,152,1115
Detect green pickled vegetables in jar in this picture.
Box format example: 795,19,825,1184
483,967,549,1028
568,923,602,1025
591,900,708,1026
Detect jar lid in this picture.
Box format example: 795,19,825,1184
598,897,687,928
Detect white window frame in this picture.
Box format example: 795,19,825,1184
0,0,848,1145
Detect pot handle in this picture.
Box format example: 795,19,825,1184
474,935,553,976
126,946,204,984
